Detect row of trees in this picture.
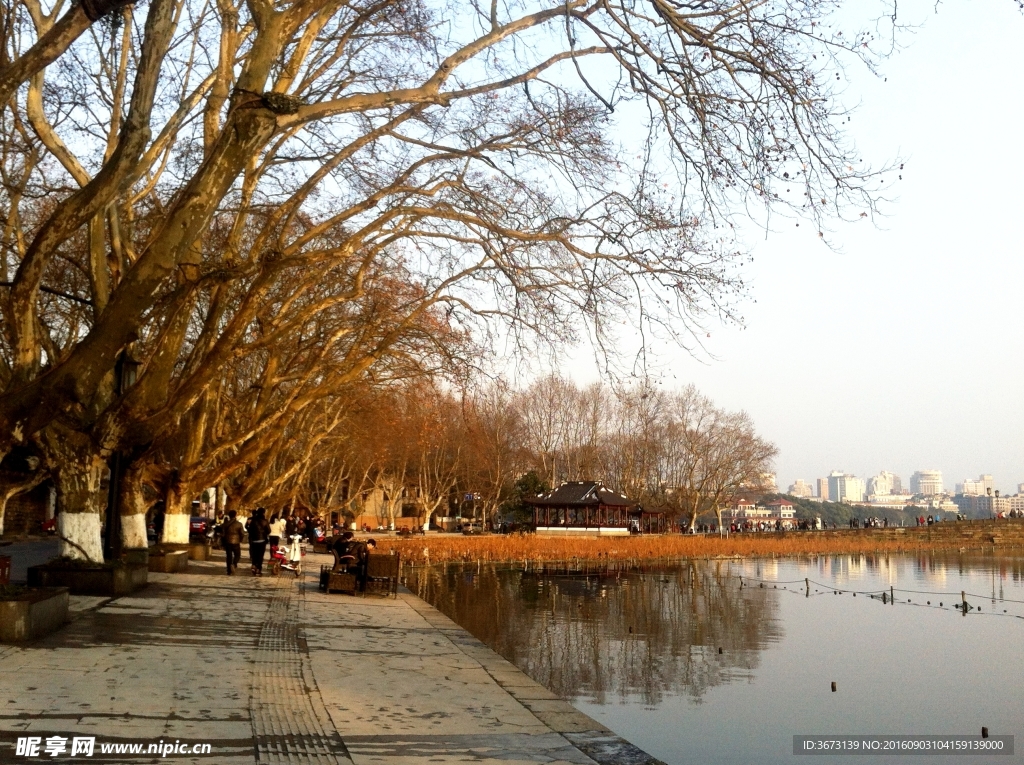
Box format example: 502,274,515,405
0,0,890,558
285,375,777,531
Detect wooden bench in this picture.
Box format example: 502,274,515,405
320,548,358,594
363,553,400,598
324,569,358,594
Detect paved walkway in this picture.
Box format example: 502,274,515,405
0,549,662,765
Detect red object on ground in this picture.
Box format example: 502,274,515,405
0,555,11,585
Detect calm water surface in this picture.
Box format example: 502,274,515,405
406,552,1024,765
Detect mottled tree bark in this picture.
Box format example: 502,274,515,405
40,426,108,561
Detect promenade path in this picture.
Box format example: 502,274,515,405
0,549,662,765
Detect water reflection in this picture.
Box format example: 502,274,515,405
408,552,1024,707
408,553,1024,765
409,561,783,705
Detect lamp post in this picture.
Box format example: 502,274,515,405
103,350,140,561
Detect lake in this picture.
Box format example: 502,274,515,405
405,552,1024,765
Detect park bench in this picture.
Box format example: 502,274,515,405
319,548,399,597
320,547,358,594
362,552,400,598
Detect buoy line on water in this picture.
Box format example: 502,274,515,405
406,562,1024,617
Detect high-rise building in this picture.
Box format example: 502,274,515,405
954,494,1010,518
828,471,865,503
817,478,830,500
788,479,813,498
956,475,995,496
867,471,902,497
910,470,943,496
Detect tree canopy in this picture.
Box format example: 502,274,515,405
0,0,892,557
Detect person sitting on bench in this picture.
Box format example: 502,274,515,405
331,531,356,572
349,538,376,589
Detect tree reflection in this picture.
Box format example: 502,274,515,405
408,561,782,705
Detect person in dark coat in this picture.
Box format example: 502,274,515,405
152,503,165,541
246,508,271,576
331,532,355,572
221,510,244,575
349,538,376,589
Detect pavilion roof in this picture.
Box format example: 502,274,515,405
525,481,636,508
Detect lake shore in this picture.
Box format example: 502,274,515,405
377,517,1024,564
0,550,665,765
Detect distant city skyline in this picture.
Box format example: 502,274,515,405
782,468,1022,499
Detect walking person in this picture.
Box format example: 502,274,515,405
246,508,271,576
269,513,286,548
221,510,244,575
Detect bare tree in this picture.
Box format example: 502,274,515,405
461,379,527,524
1,0,892,557
662,387,778,530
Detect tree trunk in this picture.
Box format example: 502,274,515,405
41,427,107,561
0,472,46,537
161,474,192,544
119,462,150,549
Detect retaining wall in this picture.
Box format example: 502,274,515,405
807,517,1024,548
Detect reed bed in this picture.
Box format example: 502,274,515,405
376,531,975,565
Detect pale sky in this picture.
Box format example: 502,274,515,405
566,0,1024,494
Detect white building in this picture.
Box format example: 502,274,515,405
788,479,813,498
910,470,943,496
729,499,770,519
867,471,902,497
828,471,865,503
956,475,995,496
765,499,796,519
866,493,914,510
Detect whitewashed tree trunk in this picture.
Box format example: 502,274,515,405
119,473,150,549
42,428,107,561
161,482,192,544
54,466,106,562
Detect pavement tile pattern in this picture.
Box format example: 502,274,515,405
0,548,664,765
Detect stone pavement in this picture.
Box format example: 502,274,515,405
0,549,663,765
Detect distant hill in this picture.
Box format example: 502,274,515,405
759,494,920,528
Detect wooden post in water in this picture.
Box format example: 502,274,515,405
962,590,968,614
982,727,989,739
890,585,894,604
831,682,837,692
805,578,810,598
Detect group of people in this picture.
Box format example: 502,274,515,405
215,508,312,576
850,517,891,528
215,509,382,579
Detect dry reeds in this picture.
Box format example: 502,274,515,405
376,529,976,565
